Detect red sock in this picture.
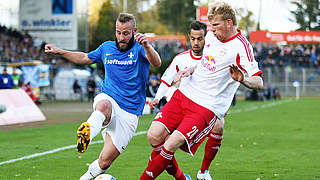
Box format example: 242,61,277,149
166,156,185,180
140,147,174,180
200,132,223,173
148,143,163,166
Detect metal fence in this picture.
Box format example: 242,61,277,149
238,67,320,96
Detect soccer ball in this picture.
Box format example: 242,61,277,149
0,104,6,113
94,174,116,180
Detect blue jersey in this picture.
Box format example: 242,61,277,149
88,40,150,115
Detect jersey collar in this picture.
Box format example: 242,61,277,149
220,30,241,43
189,49,202,60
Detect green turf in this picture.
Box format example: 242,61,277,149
0,98,320,179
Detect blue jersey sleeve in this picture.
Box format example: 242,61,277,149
88,43,104,63
139,45,147,61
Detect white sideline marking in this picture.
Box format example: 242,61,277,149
0,99,294,166
0,131,147,166
228,98,293,114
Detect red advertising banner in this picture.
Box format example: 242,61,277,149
0,89,46,126
249,31,320,44
197,7,212,31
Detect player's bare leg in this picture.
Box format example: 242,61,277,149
197,118,224,180
80,133,119,180
77,100,111,153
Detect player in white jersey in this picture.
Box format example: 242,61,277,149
147,21,206,180
150,21,226,180
140,3,263,180
150,21,204,107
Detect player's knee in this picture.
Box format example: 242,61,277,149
163,131,185,152
147,124,167,145
212,117,224,133
95,100,112,119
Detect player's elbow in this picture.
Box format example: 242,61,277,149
257,81,263,90
255,77,264,90
152,59,161,67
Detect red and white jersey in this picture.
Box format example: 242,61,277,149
154,49,202,101
179,30,262,119
161,49,201,87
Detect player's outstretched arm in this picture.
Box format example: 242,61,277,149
229,64,263,90
45,44,93,65
135,33,161,67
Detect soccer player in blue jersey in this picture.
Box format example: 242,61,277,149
45,13,161,180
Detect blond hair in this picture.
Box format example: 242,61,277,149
207,2,237,26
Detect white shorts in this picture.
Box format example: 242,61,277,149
93,93,139,153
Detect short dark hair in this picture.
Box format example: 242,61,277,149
117,13,136,28
189,20,207,36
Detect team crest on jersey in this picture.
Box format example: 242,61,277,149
128,52,134,58
201,55,216,72
220,48,227,56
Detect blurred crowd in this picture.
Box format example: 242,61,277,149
254,42,320,73
0,25,46,63
2,25,320,73
1,25,320,106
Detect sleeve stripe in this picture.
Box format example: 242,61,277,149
252,71,263,77
160,79,171,87
176,65,179,72
236,53,247,73
237,35,253,62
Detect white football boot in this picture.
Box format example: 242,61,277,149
197,170,212,180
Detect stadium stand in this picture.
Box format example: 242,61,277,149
1,24,320,99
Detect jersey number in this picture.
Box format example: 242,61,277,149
186,126,198,139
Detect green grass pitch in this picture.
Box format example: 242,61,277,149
0,97,319,179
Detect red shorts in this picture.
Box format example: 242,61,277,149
153,90,217,155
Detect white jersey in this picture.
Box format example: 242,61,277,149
179,31,262,119
155,49,201,101
161,49,201,86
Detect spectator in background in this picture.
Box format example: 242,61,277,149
146,75,160,113
0,68,14,89
21,82,41,105
73,79,83,101
146,75,159,98
87,76,96,102
11,68,21,89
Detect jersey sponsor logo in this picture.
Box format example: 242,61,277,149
104,58,136,65
201,55,216,72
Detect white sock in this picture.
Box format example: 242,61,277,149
80,159,109,180
87,111,105,141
